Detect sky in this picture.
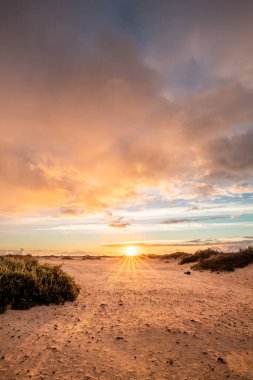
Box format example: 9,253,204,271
0,0,253,255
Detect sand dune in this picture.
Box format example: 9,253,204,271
0,257,253,380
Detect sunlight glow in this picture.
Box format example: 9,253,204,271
125,246,138,256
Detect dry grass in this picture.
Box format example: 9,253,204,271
192,247,253,272
179,248,220,264
161,252,190,261
0,255,80,313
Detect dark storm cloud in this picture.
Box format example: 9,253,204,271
204,129,253,177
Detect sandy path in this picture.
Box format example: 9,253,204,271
0,257,253,380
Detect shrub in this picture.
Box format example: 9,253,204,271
192,247,253,272
161,252,190,260
82,256,101,260
0,255,80,314
179,248,220,264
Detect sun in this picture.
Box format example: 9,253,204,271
125,246,138,257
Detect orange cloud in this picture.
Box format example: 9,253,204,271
108,217,131,229
1,3,253,217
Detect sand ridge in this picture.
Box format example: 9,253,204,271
0,257,252,380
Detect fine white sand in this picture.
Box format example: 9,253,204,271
0,257,253,380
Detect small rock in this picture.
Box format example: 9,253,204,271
217,356,226,364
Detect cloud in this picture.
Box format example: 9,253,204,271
59,207,84,217
188,205,220,211
202,129,253,181
108,220,130,229
161,218,191,224
141,1,253,89
161,216,227,224
104,238,253,248
107,215,131,229
0,1,253,217
187,238,219,244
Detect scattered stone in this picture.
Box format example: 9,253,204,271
184,271,191,275
217,356,226,364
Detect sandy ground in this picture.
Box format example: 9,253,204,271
0,257,253,380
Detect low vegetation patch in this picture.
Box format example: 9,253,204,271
0,255,80,314
82,256,101,260
179,248,220,264
192,247,253,272
161,252,190,261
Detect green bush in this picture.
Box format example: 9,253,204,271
0,255,80,313
179,248,220,264
192,247,253,272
